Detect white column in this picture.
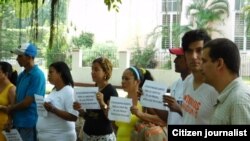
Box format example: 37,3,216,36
118,50,130,68
72,48,82,69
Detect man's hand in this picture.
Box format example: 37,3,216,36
163,95,183,116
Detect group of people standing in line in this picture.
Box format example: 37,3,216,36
0,28,250,141
164,29,250,125
0,42,165,141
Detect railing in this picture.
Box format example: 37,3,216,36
81,50,119,67
240,53,250,77
1,50,250,78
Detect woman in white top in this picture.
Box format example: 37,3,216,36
37,61,78,141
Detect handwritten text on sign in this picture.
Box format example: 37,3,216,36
35,94,47,117
74,87,100,109
2,129,23,141
108,96,132,123
141,80,167,110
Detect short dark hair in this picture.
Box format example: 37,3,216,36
0,61,18,85
203,38,240,76
49,61,74,87
182,29,211,52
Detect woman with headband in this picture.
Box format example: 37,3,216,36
115,66,167,141
115,66,143,141
130,68,167,141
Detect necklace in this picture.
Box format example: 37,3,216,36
98,83,108,91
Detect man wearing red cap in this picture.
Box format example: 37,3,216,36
166,47,190,124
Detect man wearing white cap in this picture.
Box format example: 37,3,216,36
9,42,46,141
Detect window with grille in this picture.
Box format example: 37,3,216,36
172,14,180,46
235,0,245,11
161,14,170,49
167,0,179,12
161,0,181,49
162,0,167,13
234,13,244,50
234,0,250,51
247,31,250,50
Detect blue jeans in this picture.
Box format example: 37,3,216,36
17,127,37,141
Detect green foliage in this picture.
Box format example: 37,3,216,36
72,32,94,48
0,0,13,5
104,0,122,12
0,27,48,59
46,45,66,68
131,45,157,68
146,25,168,48
48,0,68,49
14,1,35,18
170,24,193,47
0,0,121,49
0,29,20,59
242,76,250,85
46,26,70,68
162,59,172,70
186,0,229,35
242,1,250,32
82,42,118,67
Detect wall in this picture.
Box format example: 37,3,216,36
71,49,179,89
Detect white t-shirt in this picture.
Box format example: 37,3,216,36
168,78,184,125
37,85,78,141
182,74,218,124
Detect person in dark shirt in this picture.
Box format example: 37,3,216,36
73,57,118,140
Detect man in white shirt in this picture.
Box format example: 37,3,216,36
164,29,218,124
167,47,190,125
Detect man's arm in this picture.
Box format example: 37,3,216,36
9,96,34,111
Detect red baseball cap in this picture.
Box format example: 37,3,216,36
169,48,184,55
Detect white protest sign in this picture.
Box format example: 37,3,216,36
108,96,132,123
140,80,168,110
74,87,100,109
35,94,47,117
2,129,23,141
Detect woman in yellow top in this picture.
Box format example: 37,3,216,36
115,66,143,141
116,67,167,141
130,68,167,141
0,62,17,141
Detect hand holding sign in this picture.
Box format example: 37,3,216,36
74,87,100,109
163,95,181,112
35,94,47,117
96,92,105,107
108,96,132,122
130,105,141,117
140,80,168,110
